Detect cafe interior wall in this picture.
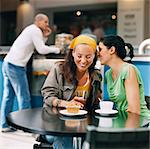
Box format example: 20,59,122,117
0,0,149,46
0,0,117,45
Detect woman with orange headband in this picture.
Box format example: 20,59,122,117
41,34,102,149
42,34,102,110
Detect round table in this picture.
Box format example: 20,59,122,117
7,107,150,149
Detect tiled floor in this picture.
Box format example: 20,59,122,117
0,130,37,149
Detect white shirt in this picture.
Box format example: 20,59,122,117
5,24,60,67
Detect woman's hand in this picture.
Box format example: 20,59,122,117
73,96,86,107
58,99,84,109
68,99,84,109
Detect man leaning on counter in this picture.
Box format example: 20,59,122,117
0,13,60,132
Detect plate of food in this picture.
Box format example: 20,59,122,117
59,103,88,116
59,109,87,116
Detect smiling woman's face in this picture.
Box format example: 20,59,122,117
98,42,112,65
72,44,95,73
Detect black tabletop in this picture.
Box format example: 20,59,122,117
7,107,149,137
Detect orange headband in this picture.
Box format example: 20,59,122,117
69,35,97,51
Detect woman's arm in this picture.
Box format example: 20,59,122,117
124,66,140,114
41,64,61,107
32,27,60,54
125,112,140,128
41,64,84,108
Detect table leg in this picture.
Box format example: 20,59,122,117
73,137,82,149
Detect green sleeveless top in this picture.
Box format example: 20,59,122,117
105,63,150,119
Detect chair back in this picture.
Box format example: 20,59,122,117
145,96,150,109
82,125,150,149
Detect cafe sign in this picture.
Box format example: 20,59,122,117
117,0,145,47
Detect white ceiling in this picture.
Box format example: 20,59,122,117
30,0,116,9
0,0,116,12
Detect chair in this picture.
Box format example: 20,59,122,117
145,96,150,110
82,125,150,149
33,135,53,149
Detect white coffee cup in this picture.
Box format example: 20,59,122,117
100,101,114,112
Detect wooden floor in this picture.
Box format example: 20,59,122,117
0,130,37,149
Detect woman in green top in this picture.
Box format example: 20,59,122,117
98,35,150,119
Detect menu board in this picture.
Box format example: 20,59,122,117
117,0,145,47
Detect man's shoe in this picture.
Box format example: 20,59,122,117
1,127,17,133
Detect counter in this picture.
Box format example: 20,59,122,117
0,46,149,61
0,51,65,110
132,54,150,62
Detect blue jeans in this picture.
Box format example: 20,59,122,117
45,135,73,149
1,61,31,128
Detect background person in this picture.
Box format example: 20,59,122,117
98,35,150,119
41,34,102,149
0,13,60,132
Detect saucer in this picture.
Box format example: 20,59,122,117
59,109,88,116
95,109,118,116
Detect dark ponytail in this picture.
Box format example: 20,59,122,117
124,43,134,63
100,36,134,63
